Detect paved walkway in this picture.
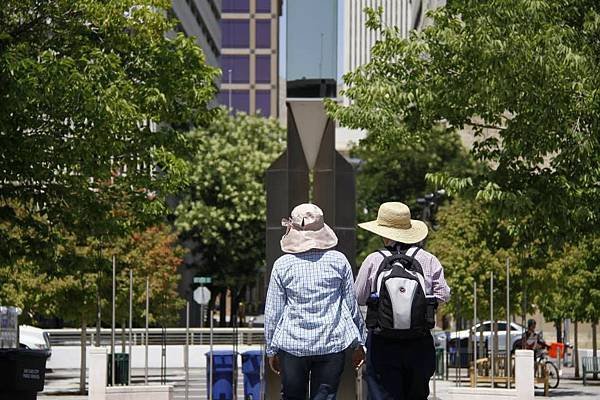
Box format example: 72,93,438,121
431,366,600,399
38,367,600,399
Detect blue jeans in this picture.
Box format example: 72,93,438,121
365,332,435,400
279,350,346,400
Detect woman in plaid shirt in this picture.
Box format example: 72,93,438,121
265,203,366,400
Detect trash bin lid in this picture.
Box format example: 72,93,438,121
241,350,263,356
205,350,238,356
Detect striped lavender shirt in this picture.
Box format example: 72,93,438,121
354,245,451,306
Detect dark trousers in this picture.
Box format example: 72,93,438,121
365,332,436,400
279,350,346,400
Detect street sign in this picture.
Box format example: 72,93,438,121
193,276,212,284
193,286,211,305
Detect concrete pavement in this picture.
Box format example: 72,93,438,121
38,366,600,399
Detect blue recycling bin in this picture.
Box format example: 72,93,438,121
205,350,238,400
241,350,263,400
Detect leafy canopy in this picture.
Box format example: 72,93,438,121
175,108,284,293
0,0,218,249
353,126,476,261
328,0,600,246
0,0,217,329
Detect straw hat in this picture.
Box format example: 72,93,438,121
358,202,428,244
280,204,338,254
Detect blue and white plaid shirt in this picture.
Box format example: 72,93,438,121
264,249,367,357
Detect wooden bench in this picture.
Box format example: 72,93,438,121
583,356,600,385
470,355,549,396
470,357,514,387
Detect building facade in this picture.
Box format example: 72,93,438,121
344,0,447,74
344,0,412,75
171,0,221,68
337,0,446,150
217,0,281,118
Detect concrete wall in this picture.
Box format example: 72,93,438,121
89,347,174,400
106,385,173,400
48,345,261,370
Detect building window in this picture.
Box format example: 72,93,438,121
222,19,250,48
220,55,250,84
255,20,271,48
256,0,271,13
222,0,250,13
256,90,271,116
218,90,250,114
255,55,271,83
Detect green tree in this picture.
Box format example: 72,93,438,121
0,0,217,256
114,225,186,328
175,108,284,325
0,0,217,392
328,1,600,247
353,126,476,261
427,198,519,328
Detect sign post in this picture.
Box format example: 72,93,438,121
194,277,212,327
192,277,213,398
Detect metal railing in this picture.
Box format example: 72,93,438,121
46,327,265,347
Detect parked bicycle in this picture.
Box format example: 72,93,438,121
513,319,560,391
535,348,560,389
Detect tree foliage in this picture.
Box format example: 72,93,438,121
328,1,600,247
0,223,185,328
0,0,218,258
353,126,476,261
175,109,284,318
427,198,520,322
111,225,186,327
536,236,600,325
0,0,217,322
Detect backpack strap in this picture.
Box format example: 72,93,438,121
397,246,433,296
371,246,425,293
371,249,392,293
408,246,422,258
406,246,435,296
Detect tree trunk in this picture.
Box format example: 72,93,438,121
121,319,126,353
493,320,499,381
96,286,101,347
229,287,246,327
479,327,485,358
468,320,473,361
230,295,238,328
555,320,562,343
574,321,580,378
207,293,216,327
593,320,598,380
219,289,227,327
80,320,87,394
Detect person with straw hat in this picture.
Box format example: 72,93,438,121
355,202,450,400
265,203,366,400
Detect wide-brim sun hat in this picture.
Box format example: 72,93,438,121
280,203,338,254
358,202,428,244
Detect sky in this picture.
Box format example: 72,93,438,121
279,0,345,81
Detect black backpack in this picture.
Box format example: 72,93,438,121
365,247,437,339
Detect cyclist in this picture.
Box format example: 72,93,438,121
522,319,549,357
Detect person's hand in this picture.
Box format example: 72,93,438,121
352,346,365,369
268,355,281,375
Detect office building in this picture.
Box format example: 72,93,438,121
217,0,282,118
345,0,447,73
171,0,221,68
338,0,446,150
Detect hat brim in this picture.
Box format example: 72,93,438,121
280,223,338,254
358,219,428,244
